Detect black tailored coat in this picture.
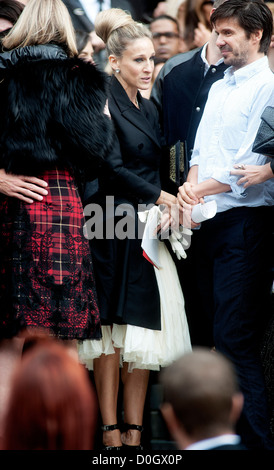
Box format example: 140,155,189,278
151,48,227,151
87,76,163,330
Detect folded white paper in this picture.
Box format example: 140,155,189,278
191,200,217,224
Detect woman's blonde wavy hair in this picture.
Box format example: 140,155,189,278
95,8,151,58
2,0,78,57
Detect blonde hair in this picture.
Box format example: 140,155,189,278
95,8,151,58
2,0,78,57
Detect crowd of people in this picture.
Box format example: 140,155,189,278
0,0,273,453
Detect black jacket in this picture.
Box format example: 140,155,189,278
0,44,113,182
151,48,227,193
99,75,162,207
151,48,227,151
88,76,163,330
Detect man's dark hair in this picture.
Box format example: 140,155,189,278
0,0,24,24
149,14,180,33
210,0,273,54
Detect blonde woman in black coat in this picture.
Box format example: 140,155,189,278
0,0,112,437
78,8,192,450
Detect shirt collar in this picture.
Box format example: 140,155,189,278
186,434,241,450
201,43,224,74
224,55,269,86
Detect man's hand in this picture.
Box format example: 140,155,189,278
177,182,200,206
0,169,48,203
194,22,211,48
230,163,274,187
90,31,105,53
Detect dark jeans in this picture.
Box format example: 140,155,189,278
191,206,274,450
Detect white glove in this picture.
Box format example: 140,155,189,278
168,226,192,260
138,205,162,226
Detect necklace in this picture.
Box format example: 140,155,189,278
135,96,139,109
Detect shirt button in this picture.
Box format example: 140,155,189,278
211,67,217,73
196,107,201,112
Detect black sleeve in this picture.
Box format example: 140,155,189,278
99,133,161,206
150,66,164,136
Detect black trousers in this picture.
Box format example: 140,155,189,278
188,206,274,450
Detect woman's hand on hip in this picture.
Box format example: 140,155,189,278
0,169,48,203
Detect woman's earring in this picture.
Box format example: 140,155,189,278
115,68,120,73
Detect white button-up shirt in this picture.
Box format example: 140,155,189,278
186,434,242,450
80,0,111,24
190,56,274,213
201,42,224,76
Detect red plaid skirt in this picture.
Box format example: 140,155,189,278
0,168,101,340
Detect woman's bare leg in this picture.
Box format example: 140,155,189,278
93,347,122,447
121,364,150,446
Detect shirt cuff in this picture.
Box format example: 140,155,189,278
212,167,246,197
189,155,199,167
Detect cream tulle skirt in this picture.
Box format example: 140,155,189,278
77,242,192,372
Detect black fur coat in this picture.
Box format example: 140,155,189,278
0,44,113,180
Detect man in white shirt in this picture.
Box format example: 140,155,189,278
178,0,274,450
160,348,246,451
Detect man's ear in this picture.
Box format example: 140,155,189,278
161,402,190,450
161,402,177,432
161,402,186,438
251,28,263,45
230,392,244,425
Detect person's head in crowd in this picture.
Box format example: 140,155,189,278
76,30,95,64
186,0,214,29
2,333,98,450
95,8,155,96
160,348,244,450
153,1,168,18
0,0,24,32
210,0,273,67
149,14,181,60
0,0,24,40
183,0,214,49
201,0,215,26
266,2,274,71
1,0,78,56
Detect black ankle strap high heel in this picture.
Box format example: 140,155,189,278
122,423,144,450
101,424,123,451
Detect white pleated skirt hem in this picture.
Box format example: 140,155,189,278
78,242,192,372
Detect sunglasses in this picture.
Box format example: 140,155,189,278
152,32,179,40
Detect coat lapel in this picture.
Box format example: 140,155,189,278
109,76,161,148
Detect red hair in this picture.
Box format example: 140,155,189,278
3,336,98,450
